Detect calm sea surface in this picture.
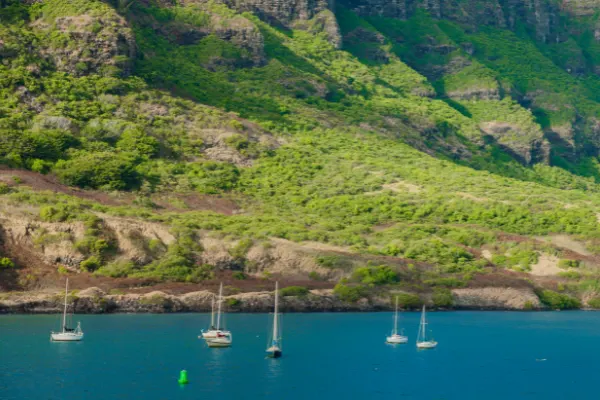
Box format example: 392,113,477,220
1,311,600,399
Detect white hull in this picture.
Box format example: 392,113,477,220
201,329,230,339
206,336,232,348
417,341,438,349
386,334,408,344
51,332,84,342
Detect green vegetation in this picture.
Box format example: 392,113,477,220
393,293,422,309
587,297,600,309
432,288,454,308
3,0,600,307
537,290,581,310
333,283,367,303
351,265,398,285
280,286,309,297
0,258,15,269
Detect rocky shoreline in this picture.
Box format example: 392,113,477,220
0,286,559,314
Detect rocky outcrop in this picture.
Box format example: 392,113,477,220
222,0,332,26
452,287,543,310
340,0,566,43
32,12,136,76
479,122,550,165
0,286,553,313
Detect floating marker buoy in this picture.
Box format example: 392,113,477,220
178,370,189,384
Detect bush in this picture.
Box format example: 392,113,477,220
333,283,367,302
95,260,135,278
558,259,580,269
0,257,15,269
394,293,422,309
226,298,241,307
558,271,581,279
232,271,246,280
537,289,581,309
432,288,453,308
229,238,253,259
280,286,309,297
308,271,322,280
80,256,101,272
351,265,398,285
587,297,600,309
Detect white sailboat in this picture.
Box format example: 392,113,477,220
386,296,408,344
200,294,218,339
50,278,84,342
416,305,437,349
205,283,232,348
266,281,282,358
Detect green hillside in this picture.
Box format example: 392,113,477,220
3,0,600,307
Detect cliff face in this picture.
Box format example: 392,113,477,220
223,0,333,25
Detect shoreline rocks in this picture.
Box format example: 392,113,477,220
0,286,557,314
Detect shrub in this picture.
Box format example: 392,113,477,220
351,265,398,285
316,255,341,268
280,286,309,297
232,271,246,280
80,256,101,272
95,260,135,278
308,271,322,280
394,293,422,309
57,265,69,275
0,257,15,269
523,300,534,310
333,283,366,302
558,259,580,269
229,238,253,260
432,288,453,308
558,271,581,279
537,289,581,309
226,298,241,307
587,297,600,309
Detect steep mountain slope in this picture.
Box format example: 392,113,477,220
3,0,600,310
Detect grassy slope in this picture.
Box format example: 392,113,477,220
2,0,600,305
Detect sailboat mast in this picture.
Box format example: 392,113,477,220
272,282,279,342
216,283,223,330
62,278,69,332
393,296,398,335
210,294,215,328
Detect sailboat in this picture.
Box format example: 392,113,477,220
266,281,282,358
200,294,218,339
416,305,437,349
50,278,84,342
386,296,408,344
205,283,232,348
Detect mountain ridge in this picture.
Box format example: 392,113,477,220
2,0,600,310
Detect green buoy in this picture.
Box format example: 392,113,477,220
178,370,189,385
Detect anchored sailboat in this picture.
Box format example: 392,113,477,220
205,283,232,348
416,305,437,349
200,294,218,339
50,278,84,342
266,282,282,358
386,296,408,344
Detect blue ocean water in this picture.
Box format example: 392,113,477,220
1,311,600,399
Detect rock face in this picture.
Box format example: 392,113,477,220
33,12,136,76
223,0,333,26
340,0,566,43
0,286,549,313
452,287,543,310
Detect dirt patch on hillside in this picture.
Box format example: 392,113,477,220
530,254,561,276
536,234,591,256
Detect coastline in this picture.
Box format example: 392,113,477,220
0,286,569,314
